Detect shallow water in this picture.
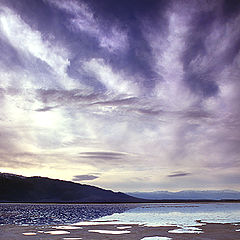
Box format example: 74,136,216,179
141,237,172,240
0,202,239,227
0,203,133,225
168,226,203,234
94,203,240,227
88,229,131,234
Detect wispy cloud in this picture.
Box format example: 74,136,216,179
72,174,99,181
0,0,240,191
168,171,191,178
35,106,58,112
79,151,127,160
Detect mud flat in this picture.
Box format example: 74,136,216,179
0,221,240,240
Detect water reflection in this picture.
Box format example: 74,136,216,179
1,202,240,227
0,203,134,225
88,229,131,234
95,203,240,227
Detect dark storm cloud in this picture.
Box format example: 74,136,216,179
72,174,99,181
168,171,191,178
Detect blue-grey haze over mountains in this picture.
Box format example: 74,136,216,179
0,0,240,192
127,190,240,200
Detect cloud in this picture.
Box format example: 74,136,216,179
82,58,139,95
46,0,170,93
47,0,129,53
72,174,99,181
91,97,138,107
35,106,58,112
37,89,100,104
0,0,240,192
0,6,76,88
136,108,164,116
182,109,213,120
36,89,139,115
0,37,22,69
168,171,191,178
179,1,240,98
79,151,127,160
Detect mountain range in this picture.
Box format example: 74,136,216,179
127,190,240,200
0,172,140,203
1,172,239,203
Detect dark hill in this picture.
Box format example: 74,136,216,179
0,173,141,203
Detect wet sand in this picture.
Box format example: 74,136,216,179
0,222,239,240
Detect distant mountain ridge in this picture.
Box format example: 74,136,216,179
127,190,240,200
0,172,140,203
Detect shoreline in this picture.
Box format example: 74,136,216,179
0,221,240,240
0,199,240,204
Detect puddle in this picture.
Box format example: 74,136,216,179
168,226,203,234
88,229,131,234
141,237,172,240
117,226,132,229
63,238,82,240
22,233,37,236
74,221,130,226
53,226,82,230
44,230,70,235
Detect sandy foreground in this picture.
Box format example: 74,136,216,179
0,221,240,240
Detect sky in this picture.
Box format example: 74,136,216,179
0,0,240,192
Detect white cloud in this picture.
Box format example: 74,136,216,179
46,0,128,52
0,6,79,89
1,0,240,192
142,9,198,111
83,58,138,95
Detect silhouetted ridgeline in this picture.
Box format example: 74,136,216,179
1,173,239,203
0,173,140,203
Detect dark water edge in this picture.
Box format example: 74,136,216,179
0,203,137,225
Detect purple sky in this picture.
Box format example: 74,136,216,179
0,0,240,192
